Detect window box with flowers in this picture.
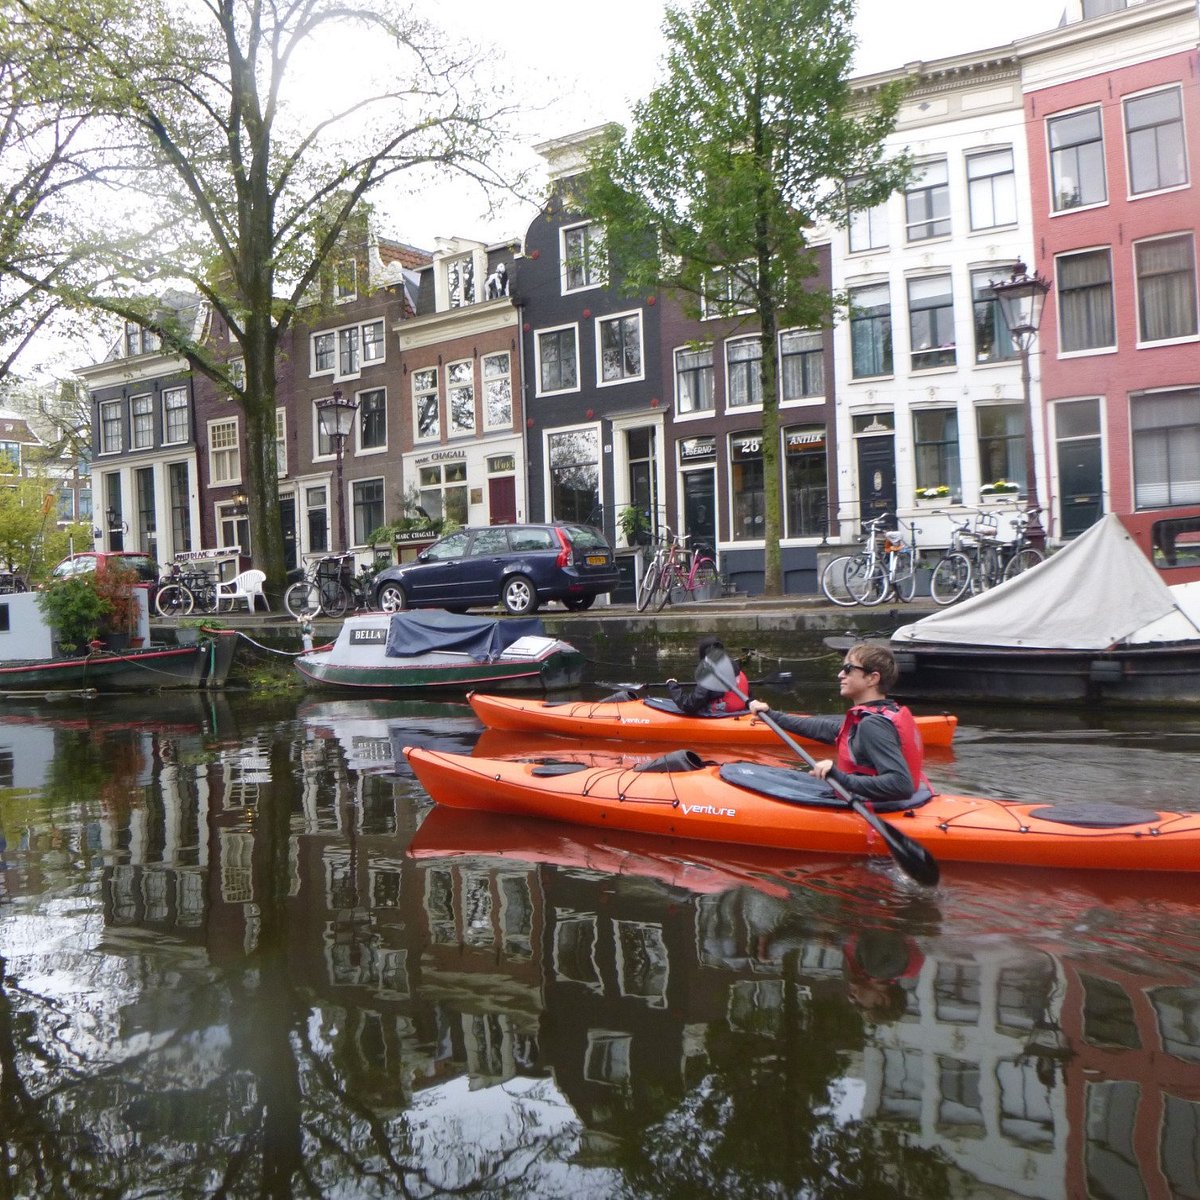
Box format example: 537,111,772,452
980,480,1020,504
914,485,951,508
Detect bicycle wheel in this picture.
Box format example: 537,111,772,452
821,555,868,606
1002,547,1045,582
930,553,972,605
155,583,194,617
654,564,678,611
891,550,918,602
855,560,889,606
189,577,220,613
689,556,718,595
636,559,662,612
320,579,351,618
285,580,319,617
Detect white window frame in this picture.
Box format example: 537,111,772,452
1133,232,1199,347
276,407,287,477
779,329,824,406
535,323,580,397
560,222,603,293
1123,84,1188,198
482,352,512,431
674,344,715,419
311,331,335,376
310,321,379,381
351,476,385,546
1047,104,1107,213
361,319,385,364
99,399,123,455
446,359,476,435
725,336,763,411
966,147,1017,231
208,417,241,486
702,263,756,319
356,386,387,454
412,366,440,443
335,257,357,303
595,309,645,388
162,387,189,445
130,393,154,450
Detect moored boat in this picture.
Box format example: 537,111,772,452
295,609,585,692
467,691,958,747
403,746,1200,873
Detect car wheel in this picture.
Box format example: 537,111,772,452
501,574,538,615
376,582,408,613
563,595,594,611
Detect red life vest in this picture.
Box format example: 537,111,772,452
711,669,749,713
834,702,928,793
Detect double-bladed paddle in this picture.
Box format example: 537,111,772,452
697,651,940,888
599,670,795,693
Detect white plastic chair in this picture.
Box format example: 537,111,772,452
217,568,267,612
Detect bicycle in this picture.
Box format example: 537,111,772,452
861,518,920,605
928,513,977,605
636,535,673,612
649,530,718,612
154,561,221,616
821,514,896,607
285,553,374,618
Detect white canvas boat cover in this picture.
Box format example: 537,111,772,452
893,514,1200,650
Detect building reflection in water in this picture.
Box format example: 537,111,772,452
1,703,1198,1198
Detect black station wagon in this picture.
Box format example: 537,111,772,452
372,523,619,615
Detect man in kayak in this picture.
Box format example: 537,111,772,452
748,642,929,804
665,637,750,715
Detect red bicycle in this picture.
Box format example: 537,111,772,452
644,529,718,611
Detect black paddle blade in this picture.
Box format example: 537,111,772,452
701,650,940,889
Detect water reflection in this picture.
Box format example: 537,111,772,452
0,694,1198,1198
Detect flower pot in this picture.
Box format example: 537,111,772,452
175,627,200,645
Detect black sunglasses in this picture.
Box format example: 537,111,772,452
838,662,873,676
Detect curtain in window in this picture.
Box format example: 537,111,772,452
1059,253,1114,350
1137,238,1197,341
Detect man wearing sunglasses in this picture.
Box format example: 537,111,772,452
748,642,929,804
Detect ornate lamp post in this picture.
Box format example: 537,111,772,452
990,261,1052,549
315,389,359,552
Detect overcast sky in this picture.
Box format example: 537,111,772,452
382,0,1062,248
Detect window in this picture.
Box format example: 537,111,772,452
967,148,1016,230
362,320,385,363
335,257,357,302
977,404,1026,492
338,327,359,377
312,332,335,374
352,478,384,545
135,466,155,554
228,358,245,392
547,429,600,523
675,346,714,414
847,179,888,252
100,400,123,453
447,360,475,434
909,275,956,370
446,254,476,307
850,284,893,378
1135,235,1197,343
1057,249,1115,352
905,160,950,241
780,331,824,401
784,427,828,538
162,388,189,445
973,270,1018,363
914,409,961,494
726,337,762,408
359,388,386,451
131,394,153,449
276,408,287,476
536,326,579,395
482,353,512,430
170,464,193,555
730,434,764,541
306,485,328,554
597,311,643,385
418,462,468,525
1132,390,1200,508
413,368,439,441
1125,87,1187,195
0,442,18,471
208,418,240,485
703,264,755,318
562,222,602,291
1049,107,1106,211
123,322,158,357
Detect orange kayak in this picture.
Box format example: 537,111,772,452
468,692,958,748
404,746,1200,873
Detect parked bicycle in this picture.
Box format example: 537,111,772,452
154,560,222,617
284,554,374,618
928,508,1046,605
637,528,718,612
820,515,918,607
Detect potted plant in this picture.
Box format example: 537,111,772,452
91,561,142,650
618,505,652,547
980,479,1020,503
36,575,108,656
914,485,951,506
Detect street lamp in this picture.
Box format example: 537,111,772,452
990,260,1052,549
315,389,359,552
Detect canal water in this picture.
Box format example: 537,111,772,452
2,682,1199,1199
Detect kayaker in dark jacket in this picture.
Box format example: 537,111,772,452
666,637,750,716
748,642,928,805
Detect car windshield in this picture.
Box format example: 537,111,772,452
562,525,609,551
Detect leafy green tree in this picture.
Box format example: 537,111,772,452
582,0,910,594
15,0,520,598
0,467,89,579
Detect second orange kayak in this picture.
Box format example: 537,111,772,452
468,691,958,749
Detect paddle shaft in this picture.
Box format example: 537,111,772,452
699,654,939,888
602,670,794,692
